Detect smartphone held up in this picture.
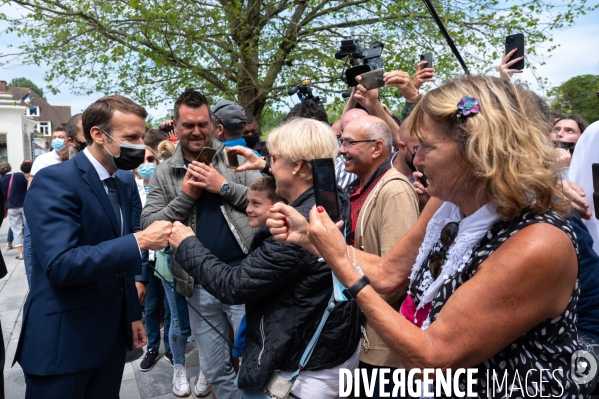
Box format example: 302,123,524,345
505,33,525,70
196,147,217,165
224,149,241,169
311,158,340,222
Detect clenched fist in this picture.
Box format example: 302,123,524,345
135,220,173,250
168,221,195,250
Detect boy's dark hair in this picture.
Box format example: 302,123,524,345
144,129,169,151
20,160,33,174
283,98,329,124
174,89,210,122
250,176,286,204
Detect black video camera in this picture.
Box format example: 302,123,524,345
335,39,384,87
288,79,327,104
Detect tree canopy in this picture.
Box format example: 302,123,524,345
1,0,595,123
550,74,599,124
7,77,46,100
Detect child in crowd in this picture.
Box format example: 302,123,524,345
246,176,285,228
233,176,285,357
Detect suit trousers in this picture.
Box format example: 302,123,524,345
24,318,126,399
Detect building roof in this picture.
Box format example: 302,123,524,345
7,87,71,131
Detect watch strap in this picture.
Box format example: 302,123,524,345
342,275,370,300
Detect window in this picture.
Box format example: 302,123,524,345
38,121,51,136
25,106,40,117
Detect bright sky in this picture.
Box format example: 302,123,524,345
1,4,598,120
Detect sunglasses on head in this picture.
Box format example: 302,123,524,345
427,222,459,279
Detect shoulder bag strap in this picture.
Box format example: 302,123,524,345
7,174,14,201
289,293,336,380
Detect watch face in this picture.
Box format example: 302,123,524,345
221,182,230,193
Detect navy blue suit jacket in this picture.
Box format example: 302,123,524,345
15,152,143,376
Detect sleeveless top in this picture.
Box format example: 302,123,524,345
409,209,590,398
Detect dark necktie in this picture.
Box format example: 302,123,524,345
104,177,121,236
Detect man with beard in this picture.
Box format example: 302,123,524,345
141,89,260,398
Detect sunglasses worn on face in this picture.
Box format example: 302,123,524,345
427,222,459,279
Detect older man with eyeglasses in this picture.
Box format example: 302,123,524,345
339,114,420,397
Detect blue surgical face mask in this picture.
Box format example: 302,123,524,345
52,138,66,151
137,163,156,179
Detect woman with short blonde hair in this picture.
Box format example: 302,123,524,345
169,118,360,398
267,118,338,184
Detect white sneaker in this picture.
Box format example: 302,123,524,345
172,364,191,397
193,370,211,397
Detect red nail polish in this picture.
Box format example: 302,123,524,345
268,205,273,209
317,206,324,213
281,216,286,221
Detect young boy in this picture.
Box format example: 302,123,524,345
234,176,284,358
246,176,285,228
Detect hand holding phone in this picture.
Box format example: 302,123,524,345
311,158,340,222
504,33,525,71
359,69,385,90
196,147,217,165
224,149,241,169
419,52,433,69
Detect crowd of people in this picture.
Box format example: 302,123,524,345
0,52,598,399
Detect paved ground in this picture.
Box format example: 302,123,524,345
0,221,216,398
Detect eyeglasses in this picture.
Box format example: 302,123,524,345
427,222,459,279
338,139,377,149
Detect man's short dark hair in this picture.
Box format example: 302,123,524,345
283,98,329,124
144,129,168,151
245,112,257,125
20,160,33,174
174,89,210,122
54,126,66,133
66,113,82,140
82,95,148,144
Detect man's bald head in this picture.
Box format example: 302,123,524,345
345,115,393,155
340,108,368,131
331,120,341,136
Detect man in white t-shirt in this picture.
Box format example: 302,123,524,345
30,127,69,177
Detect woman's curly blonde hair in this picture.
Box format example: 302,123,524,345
409,74,568,220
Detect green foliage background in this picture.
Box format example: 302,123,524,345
1,0,596,125
8,77,46,100
549,74,599,124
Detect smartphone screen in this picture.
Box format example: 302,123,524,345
196,147,216,165
225,149,240,169
311,158,340,222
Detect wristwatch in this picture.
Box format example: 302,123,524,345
342,275,370,300
220,181,230,194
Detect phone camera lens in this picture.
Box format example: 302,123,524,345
506,36,514,45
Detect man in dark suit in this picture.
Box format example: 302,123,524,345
15,95,172,399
